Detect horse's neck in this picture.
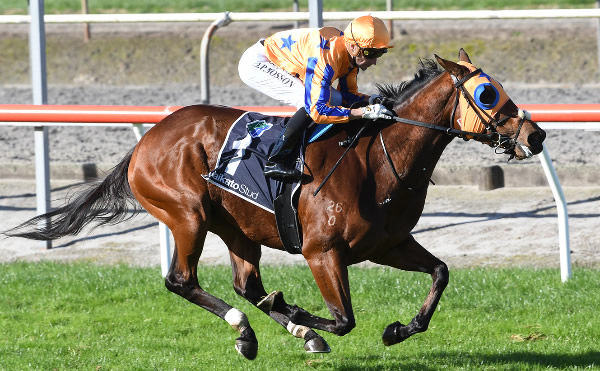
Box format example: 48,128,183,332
395,73,454,125
376,73,456,192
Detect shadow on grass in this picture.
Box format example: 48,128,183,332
52,221,157,248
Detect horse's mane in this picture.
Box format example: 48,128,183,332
376,59,443,105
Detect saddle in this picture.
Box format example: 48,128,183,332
203,111,340,254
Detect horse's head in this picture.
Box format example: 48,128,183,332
435,49,546,160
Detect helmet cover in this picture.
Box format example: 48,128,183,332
343,15,393,49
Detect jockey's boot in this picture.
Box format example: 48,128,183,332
264,107,312,181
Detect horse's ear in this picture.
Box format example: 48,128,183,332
434,54,467,77
458,48,472,63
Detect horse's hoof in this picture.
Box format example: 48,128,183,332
304,336,331,353
235,339,258,360
382,321,405,346
303,330,330,353
235,328,258,360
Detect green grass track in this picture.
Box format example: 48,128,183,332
0,262,598,369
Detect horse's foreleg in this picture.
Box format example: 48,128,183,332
369,234,449,346
164,219,258,360
298,246,356,336
224,232,330,353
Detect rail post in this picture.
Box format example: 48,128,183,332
597,0,600,78
538,144,572,282
200,12,232,104
308,0,323,27
29,0,52,249
386,0,394,38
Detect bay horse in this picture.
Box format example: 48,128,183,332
6,49,545,360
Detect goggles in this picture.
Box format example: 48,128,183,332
350,23,388,59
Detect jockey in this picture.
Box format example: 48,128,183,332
238,15,395,180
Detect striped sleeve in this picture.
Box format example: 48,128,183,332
305,57,351,124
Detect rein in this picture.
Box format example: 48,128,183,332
392,116,492,141
312,67,529,196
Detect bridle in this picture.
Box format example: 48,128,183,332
391,67,529,152
448,67,530,158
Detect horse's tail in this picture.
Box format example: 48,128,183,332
4,148,140,241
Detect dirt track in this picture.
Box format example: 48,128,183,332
2,179,599,270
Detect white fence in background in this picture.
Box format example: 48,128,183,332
2,9,600,23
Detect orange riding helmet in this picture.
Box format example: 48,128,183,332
343,15,393,50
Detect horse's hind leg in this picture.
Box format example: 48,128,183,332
164,217,259,360
221,229,331,353
369,234,449,346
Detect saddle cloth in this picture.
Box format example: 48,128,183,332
203,111,309,213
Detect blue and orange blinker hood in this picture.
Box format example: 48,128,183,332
455,61,511,133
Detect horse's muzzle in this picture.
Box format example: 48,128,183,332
527,128,546,155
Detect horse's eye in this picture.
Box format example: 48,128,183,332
474,83,499,110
